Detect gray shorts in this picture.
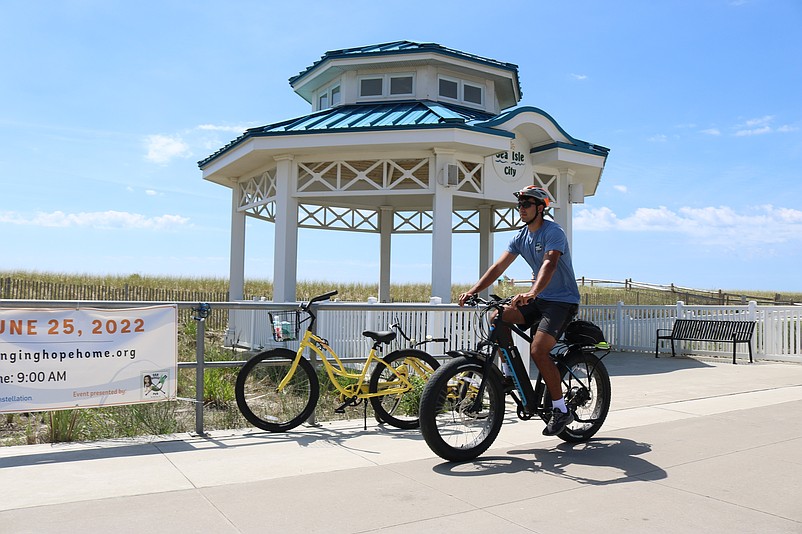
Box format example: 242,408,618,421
516,298,578,340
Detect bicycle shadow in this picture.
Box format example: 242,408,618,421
432,437,666,486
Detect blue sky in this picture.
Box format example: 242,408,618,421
1,0,801,292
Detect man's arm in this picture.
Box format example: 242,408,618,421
458,251,517,306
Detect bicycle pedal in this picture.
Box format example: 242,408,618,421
334,398,357,413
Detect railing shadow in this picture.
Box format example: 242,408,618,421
0,421,428,469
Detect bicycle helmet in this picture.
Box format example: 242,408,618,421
514,185,550,207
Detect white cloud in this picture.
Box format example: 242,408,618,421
570,73,588,81
745,115,773,127
648,134,668,142
613,185,628,193
197,124,248,133
144,134,191,164
732,115,796,137
143,124,252,165
575,204,802,250
701,128,721,136
735,125,771,137
145,189,158,196
0,210,190,230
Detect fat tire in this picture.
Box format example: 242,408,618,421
368,349,439,430
545,350,611,443
235,348,319,432
419,357,505,462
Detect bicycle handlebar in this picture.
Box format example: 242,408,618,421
390,321,448,347
465,294,512,308
304,290,338,308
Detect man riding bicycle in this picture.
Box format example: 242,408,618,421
458,185,581,436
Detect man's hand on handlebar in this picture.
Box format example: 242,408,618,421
510,291,536,308
458,292,477,307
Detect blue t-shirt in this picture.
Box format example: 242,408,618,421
506,220,580,304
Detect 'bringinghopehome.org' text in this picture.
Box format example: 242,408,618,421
0,347,137,365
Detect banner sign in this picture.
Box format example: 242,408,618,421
0,305,178,413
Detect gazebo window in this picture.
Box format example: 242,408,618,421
360,77,383,97
464,83,483,105
438,77,459,100
390,75,413,95
317,83,342,110
358,73,415,99
438,76,484,107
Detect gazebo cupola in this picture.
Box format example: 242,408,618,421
199,41,609,303
289,41,521,115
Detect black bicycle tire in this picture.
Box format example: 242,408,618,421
419,357,505,462
368,349,439,430
545,350,611,443
235,348,319,432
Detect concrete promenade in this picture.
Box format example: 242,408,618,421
1,352,801,533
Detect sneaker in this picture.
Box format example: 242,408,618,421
542,408,574,436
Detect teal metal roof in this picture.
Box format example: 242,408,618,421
197,102,609,170
260,100,495,131
197,101,506,168
289,41,520,93
478,107,610,158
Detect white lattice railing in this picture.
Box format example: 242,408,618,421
230,299,801,363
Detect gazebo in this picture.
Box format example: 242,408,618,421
198,41,609,303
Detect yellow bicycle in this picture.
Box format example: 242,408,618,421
235,290,440,432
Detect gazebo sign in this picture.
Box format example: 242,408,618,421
492,140,528,182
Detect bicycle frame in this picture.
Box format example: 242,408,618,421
278,327,423,400
455,300,598,421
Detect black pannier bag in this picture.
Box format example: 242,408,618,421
564,320,605,346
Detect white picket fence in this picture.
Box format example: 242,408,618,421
230,299,801,363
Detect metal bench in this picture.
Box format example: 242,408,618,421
655,319,756,364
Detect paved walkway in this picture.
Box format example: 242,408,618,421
2,352,802,533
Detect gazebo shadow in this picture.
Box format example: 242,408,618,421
602,351,714,377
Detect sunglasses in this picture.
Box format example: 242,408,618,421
516,201,536,209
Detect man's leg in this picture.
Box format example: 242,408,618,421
530,330,560,400
502,304,573,435
531,329,574,436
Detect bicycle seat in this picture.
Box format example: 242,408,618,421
362,330,397,344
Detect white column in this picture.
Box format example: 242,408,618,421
478,203,494,299
226,185,247,346
379,206,393,302
431,150,455,303
229,185,246,300
555,169,575,249
273,155,298,303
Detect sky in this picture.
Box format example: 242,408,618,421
1,0,801,292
